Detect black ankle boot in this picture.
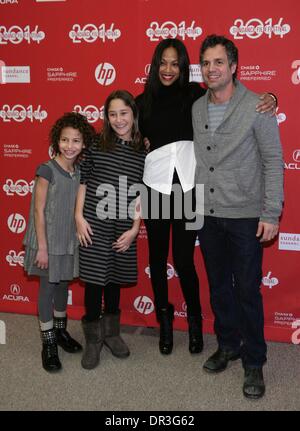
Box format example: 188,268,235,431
54,316,82,353
187,315,203,354
157,304,174,355
40,329,62,372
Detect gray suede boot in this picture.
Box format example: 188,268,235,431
103,311,130,358
81,316,103,370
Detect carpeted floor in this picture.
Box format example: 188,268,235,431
0,312,299,411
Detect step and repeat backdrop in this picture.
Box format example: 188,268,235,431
1,0,300,343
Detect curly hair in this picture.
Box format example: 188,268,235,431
49,112,96,157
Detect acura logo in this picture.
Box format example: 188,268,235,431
10,284,21,295
293,149,300,162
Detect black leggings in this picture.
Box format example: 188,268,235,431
143,182,201,317
84,283,120,321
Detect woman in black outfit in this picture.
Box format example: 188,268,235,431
136,39,205,355
135,38,276,356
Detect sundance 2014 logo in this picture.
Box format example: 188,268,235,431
6,250,24,267
69,23,121,43
291,320,300,345
3,178,34,196
145,263,178,280
230,17,291,39
146,20,202,42
0,25,45,44
73,105,104,123
0,104,47,122
291,60,300,85
262,271,279,289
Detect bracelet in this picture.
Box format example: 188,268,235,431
268,93,278,106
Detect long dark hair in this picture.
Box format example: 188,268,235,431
98,90,143,151
143,38,191,117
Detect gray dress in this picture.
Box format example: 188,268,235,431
23,159,80,283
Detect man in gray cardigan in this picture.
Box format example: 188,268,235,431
192,35,284,399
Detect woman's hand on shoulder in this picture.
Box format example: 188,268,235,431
256,93,277,116
76,215,93,247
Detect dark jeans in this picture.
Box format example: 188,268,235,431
143,180,201,318
198,216,267,368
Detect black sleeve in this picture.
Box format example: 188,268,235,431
189,82,206,103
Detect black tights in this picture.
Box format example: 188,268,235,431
143,181,201,317
84,283,120,321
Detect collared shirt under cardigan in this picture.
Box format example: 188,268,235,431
192,80,284,224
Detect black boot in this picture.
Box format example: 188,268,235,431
157,304,174,355
40,328,62,372
187,315,203,354
54,316,82,353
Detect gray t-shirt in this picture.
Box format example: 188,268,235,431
208,101,229,135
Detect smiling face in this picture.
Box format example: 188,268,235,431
58,127,84,163
107,98,134,141
201,44,237,93
159,46,180,86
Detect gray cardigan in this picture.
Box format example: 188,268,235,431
192,80,284,224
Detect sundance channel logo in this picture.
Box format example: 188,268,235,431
278,233,300,251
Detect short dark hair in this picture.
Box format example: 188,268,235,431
50,112,95,156
99,89,143,152
200,34,238,81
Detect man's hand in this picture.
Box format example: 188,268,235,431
256,221,279,242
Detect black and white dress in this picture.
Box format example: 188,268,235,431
79,139,145,286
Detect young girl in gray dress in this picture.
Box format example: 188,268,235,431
23,112,95,372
